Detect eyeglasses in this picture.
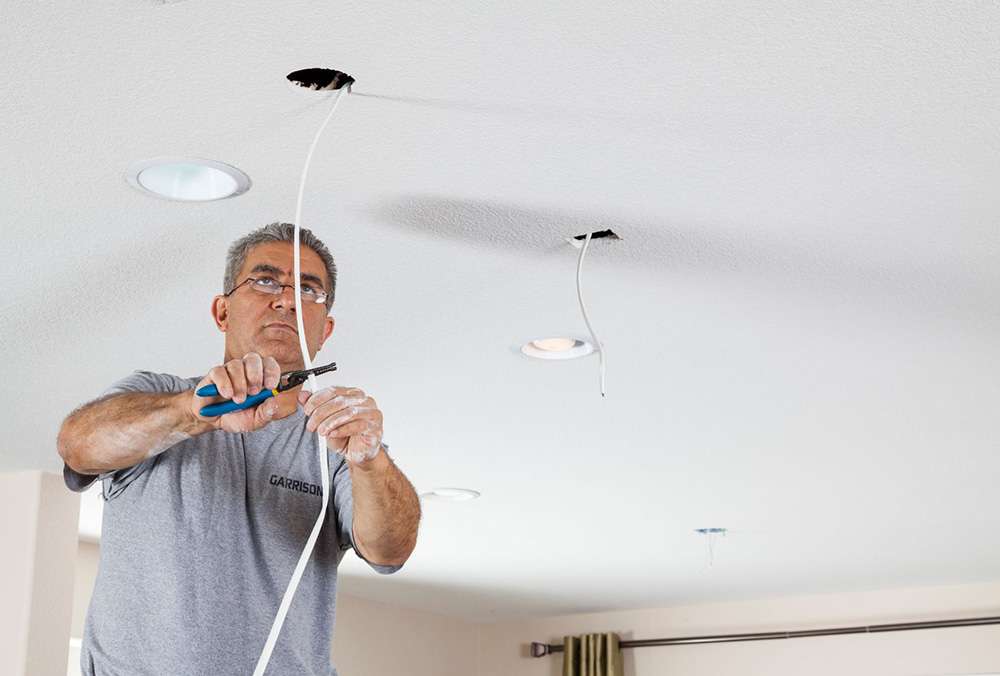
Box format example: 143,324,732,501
225,276,328,306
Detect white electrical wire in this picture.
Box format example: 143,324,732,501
251,84,603,671
576,232,606,397
252,85,346,676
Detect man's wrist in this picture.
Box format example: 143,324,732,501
348,441,390,472
175,391,216,437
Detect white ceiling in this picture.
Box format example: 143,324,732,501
4,1,1000,623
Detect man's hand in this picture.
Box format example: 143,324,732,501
191,353,283,433
298,386,383,464
300,385,419,566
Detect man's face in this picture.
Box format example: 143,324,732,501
212,241,335,370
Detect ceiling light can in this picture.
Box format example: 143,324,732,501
520,338,594,361
125,157,252,202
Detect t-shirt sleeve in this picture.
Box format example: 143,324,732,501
332,449,404,575
62,370,191,499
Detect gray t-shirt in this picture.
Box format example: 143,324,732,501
63,370,401,676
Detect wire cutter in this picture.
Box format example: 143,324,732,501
195,361,338,417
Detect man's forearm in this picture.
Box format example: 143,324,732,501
58,391,213,476
349,447,421,566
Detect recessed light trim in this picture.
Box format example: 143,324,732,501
125,157,251,202
520,338,594,360
420,487,481,502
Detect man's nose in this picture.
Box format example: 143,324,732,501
270,284,298,310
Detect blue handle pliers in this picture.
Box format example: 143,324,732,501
195,361,338,417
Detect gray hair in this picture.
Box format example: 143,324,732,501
224,222,338,311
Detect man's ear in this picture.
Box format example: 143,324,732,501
318,315,335,349
211,295,228,332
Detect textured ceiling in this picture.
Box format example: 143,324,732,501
3,1,999,622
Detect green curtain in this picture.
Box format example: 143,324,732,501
562,632,624,676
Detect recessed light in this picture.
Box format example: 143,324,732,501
125,157,251,201
532,337,576,351
420,487,481,502
520,337,594,360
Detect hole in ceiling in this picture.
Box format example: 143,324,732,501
287,68,355,92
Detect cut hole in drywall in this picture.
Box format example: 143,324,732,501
567,229,622,248
287,68,355,92
572,229,621,242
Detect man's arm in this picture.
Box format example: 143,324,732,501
57,392,213,476
58,354,286,476
348,446,421,567
297,385,421,566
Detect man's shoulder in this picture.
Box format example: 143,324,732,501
101,370,202,398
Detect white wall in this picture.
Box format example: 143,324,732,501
0,471,80,676
70,542,100,639
0,472,39,674
478,582,1000,676
332,591,479,675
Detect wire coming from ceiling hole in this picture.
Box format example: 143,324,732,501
572,230,618,397
252,73,350,676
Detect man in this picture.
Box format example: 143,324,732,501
57,222,421,675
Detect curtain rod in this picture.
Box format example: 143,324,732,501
530,615,1000,657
